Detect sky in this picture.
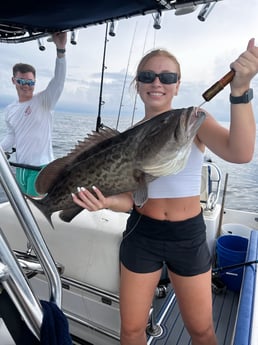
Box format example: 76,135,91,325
0,0,258,124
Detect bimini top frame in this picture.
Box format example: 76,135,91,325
0,147,62,339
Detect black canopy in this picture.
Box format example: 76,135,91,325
0,1,222,43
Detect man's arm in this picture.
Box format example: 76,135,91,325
39,32,67,109
0,113,15,152
52,32,67,59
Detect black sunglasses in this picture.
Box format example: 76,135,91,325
14,78,36,87
137,71,178,84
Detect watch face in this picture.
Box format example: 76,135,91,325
230,88,253,104
246,88,254,101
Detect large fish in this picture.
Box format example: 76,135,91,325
28,107,205,225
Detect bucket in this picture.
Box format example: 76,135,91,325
216,235,248,292
221,223,251,239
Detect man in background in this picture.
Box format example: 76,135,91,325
0,31,67,196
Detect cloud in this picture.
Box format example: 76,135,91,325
0,0,258,122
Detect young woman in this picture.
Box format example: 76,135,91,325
72,38,258,345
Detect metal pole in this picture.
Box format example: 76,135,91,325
0,147,62,322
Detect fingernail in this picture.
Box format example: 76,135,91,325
77,187,81,192
92,185,96,190
81,187,86,191
71,193,75,197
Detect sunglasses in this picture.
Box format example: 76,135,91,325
137,71,178,84
14,78,36,87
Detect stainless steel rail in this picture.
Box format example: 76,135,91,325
0,227,42,339
0,147,62,338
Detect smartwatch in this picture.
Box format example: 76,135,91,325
230,88,253,104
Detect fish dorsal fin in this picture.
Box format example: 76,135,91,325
69,126,120,158
36,126,119,194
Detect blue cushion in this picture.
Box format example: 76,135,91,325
233,230,258,345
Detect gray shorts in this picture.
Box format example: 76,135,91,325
119,208,212,276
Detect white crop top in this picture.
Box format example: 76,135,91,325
148,142,204,198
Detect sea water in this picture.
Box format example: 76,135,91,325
0,111,257,212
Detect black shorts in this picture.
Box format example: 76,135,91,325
119,208,212,276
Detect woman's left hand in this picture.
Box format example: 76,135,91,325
230,38,258,93
72,186,108,211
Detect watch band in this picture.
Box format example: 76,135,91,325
230,88,253,104
56,48,66,54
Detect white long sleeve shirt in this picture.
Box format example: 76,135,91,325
0,57,66,166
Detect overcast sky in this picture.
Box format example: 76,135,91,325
0,0,258,123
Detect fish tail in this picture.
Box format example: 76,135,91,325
59,205,84,223
25,195,54,229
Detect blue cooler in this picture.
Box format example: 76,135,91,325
216,235,248,292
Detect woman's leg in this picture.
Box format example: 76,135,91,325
119,264,162,345
168,269,217,345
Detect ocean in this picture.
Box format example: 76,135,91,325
0,111,258,212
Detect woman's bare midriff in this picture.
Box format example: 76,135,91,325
135,195,201,221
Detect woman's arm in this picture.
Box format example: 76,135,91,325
198,38,258,163
72,186,133,213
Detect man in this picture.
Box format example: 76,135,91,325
0,32,67,196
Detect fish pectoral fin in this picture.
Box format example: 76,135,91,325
59,205,84,223
133,185,148,208
132,170,154,207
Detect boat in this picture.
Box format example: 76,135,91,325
1,1,258,344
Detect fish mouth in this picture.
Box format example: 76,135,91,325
186,107,206,130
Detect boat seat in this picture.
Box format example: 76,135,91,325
1,202,128,295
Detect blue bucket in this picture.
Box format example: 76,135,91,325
216,235,248,292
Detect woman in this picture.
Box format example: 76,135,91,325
72,38,258,345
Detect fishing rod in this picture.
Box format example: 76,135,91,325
5,148,42,171
116,21,138,129
216,172,229,238
8,162,42,171
96,22,109,132
131,20,151,126
199,70,235,107
212,259,258,275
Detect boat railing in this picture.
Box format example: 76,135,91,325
0,147,62,339
201,160,222,211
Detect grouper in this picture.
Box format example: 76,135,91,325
28,107,206,225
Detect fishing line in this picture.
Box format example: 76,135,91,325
122,212,142,241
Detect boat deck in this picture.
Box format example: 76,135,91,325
0,283,241,345
149,284,239,345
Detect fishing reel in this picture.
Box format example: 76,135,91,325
211,273,226,294
4,147,16,160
